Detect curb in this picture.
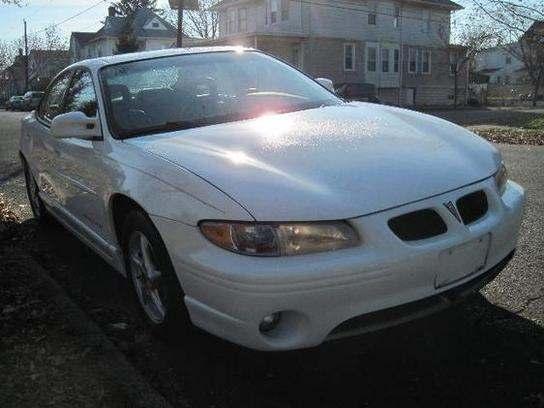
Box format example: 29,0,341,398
26,254,175,408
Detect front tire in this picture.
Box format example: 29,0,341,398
121,210,191,337
22,158,48,222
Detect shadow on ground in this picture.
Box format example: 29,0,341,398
11,218,544,408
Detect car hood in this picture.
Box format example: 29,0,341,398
126,103,501,221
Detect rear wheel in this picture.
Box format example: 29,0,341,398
122,210,191,337
22,158,48,222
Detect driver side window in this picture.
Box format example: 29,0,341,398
38,71,72,122
64,70,98,117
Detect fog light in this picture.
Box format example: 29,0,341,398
259,312,281,334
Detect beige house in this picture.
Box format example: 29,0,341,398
211,0,467,106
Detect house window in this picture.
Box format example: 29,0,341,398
381,48,390,73
416,49,422,72
152,22,159,28
408,48,417,73
270,0,279,24
368,12,376,25
344,43,355,71
506,56,512,64
422,49,431,74
426,11,431,33
393,6,400,28
238,8,247,32
496,76,501,84
281,0,289,21
394,49,400,73
367,46,377,72
227,9,236,33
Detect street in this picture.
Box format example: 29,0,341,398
1,109,543,407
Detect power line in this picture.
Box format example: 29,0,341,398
31,0,108,35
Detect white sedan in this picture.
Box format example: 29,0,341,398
20,47,525,351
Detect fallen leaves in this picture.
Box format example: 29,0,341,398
470,126,544,146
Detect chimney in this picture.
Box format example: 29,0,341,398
108,6,116,17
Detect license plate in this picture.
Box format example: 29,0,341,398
435,234,491,288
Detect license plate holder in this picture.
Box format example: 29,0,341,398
435,234,491,289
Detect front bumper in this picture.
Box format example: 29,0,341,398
154,179,525,351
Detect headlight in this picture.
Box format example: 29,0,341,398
199,221,360,257
494,162,508,195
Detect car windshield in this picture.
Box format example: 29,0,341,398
100,50,341,138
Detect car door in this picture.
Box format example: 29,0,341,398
53,69,109,237
28,70,74,207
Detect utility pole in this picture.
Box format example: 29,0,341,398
176,0,185,48
23,19,29,92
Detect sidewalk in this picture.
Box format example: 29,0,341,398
0,198,173,408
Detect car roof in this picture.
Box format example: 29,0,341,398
67,46,253,72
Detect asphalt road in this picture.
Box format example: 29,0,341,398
1,110,543,407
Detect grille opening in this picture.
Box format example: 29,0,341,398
456,190,488,225
388,209,447,241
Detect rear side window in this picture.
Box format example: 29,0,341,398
64,70,98,118
39,71,72,122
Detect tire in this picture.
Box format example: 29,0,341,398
22,157,48,222
121,210,191,338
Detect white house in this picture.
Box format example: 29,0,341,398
474,44,526,85
69,7,200,62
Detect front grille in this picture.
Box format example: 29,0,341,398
456,190,488,225
388,209,447,241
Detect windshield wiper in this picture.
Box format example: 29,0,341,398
121,120,201,138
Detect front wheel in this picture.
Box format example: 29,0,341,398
22,158,48,222
122,210,191,337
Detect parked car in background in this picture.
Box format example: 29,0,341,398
6,96,25,111
336,83,381,104
23,91,45,111
20,47,525,351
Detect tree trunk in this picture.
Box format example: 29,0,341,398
532,80,541,107
454,72,458,109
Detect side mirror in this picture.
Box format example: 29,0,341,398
315,77,335,93
51,111,102,141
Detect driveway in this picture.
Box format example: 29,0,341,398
1,110,543,407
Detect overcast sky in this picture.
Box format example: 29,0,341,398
0,0,536,44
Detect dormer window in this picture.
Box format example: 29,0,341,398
152,22,159,28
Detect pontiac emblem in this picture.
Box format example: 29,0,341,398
444,201,462,223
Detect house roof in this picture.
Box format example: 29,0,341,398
29,49,69,59
71,32,96,45
71,8,180,47
96,8,177,39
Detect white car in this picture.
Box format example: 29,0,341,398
20,47,525,351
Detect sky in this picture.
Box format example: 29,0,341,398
0,0,172,43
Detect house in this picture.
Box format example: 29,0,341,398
69,7,200,62
28,50,70,90
474,44,526,85
3,51,26,98
210,0,466,106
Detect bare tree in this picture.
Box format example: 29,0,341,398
470,0,544,106
164,0,219,40
440,22,496,108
